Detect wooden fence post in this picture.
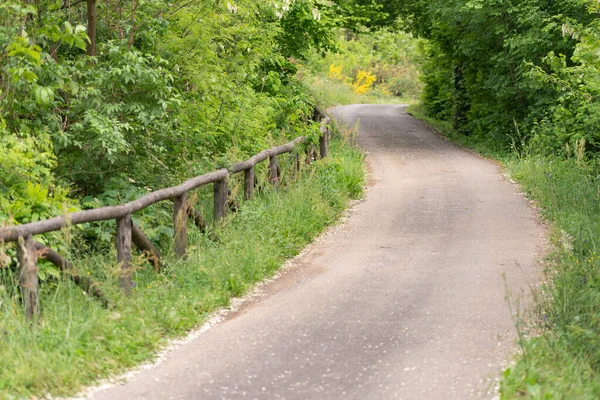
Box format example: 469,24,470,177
214,178,228,223
174,193,188,259
244,167,254,200
116,214,133,294
16,234,39,320
269,155,279,186
292,152,300,180
320,127,330,158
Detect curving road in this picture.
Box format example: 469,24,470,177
89,105,543,399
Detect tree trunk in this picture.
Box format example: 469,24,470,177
127,0,137,50
453,64,469,134
87,0,97,56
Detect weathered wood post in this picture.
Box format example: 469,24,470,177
214,178,228,222
16,234,39,320
292,152,300,181
244,167,255,200
269,155,279,186
132,223,162,271
174,193,188,259
116,214,133,294
319,126,330,158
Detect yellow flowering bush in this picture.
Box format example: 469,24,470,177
352,70,377,94
329,63,344,80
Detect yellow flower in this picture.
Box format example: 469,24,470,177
329,64,344,80
352,70,377,94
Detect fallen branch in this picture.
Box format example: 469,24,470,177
33,242,110,308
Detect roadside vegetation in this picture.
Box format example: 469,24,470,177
0,0,376,397
397,0,600,397
302,29,423,106
408,103,600,399
0,127,365,398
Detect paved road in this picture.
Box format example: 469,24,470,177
89,105,543,400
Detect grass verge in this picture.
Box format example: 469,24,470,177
408,103,600,399
304,74,415,107
0,132,366,399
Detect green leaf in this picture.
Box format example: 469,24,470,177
64,21,73,34
33,87,55,105
46,265,61,279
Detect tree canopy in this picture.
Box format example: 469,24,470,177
383,0,600,155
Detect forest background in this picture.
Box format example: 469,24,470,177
3,0,600,398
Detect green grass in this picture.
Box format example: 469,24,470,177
407,103,600,399
0,134,366,399
500,157,600,399
304,74,416,107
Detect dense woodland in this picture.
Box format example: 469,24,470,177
392,0,600,155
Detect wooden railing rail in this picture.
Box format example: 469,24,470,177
1,113,331,318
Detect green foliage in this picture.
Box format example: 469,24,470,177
277,0,337,59
0,124,76,227
399,0,600,151
418,42,453,121
0,0,376,208
1,0,370,254
525,15,600,155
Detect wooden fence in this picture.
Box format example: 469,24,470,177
0,113,331,320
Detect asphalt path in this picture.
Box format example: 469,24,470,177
89,104,543,400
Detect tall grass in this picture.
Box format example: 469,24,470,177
501,157,600,399
408,103,600,399
0,134,366,399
